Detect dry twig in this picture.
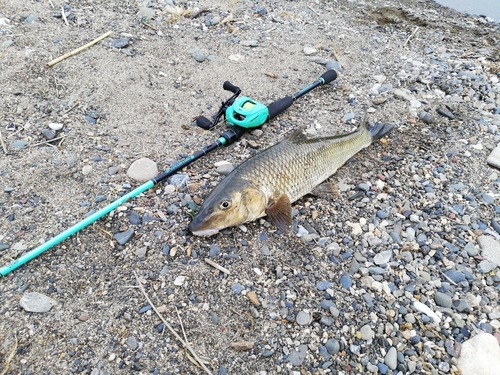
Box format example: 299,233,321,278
404,26,419,47
204,258,230,274
0,333,17,375
30,135,65,148
189,7,207,19
0,129,8,154
61,7,69,26
133,272,213,375
47,31,113,67
307,5,320,16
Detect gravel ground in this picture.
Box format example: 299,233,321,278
1,0,500,374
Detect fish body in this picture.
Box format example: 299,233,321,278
188,118,394,236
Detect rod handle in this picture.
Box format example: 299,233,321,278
320,69,337,84
267,96,293,120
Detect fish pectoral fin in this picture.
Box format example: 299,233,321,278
310,182,339,198
266,194,292,233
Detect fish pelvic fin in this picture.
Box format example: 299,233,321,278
266,194,292,233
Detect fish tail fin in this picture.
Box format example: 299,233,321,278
359,112,394,142
366,118,394,142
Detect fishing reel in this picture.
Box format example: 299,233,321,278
195,81,270,130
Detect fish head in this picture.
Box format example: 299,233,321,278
188,178,266,236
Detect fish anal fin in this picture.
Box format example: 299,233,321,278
310,182,339,198
266,194,292,232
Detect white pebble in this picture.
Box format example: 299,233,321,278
413,300,441,323
48,122,64,131
174,276,186,286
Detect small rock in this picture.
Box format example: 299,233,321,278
112,38,129,49
303,47,317,55
193,50,206,62
48,122,64,131
247,291,259,306
384,347,397,370
286,344,307,366
325,339,340,354
127,336,138,350
135,247,147,257
230,341,254,351
452,299,471,313
240,40,258,47
419,111,433,124
127,158,158,182
434,292,452,308
487,146,500,169
477,235,500,266
82,165,92,175
24,15,37,24
374,250,392,265
296,311,310,325
174,276,185,286
10,140,29,149
20,292,57,313
360,324,374,340
138,7,156,19
115,228,134,245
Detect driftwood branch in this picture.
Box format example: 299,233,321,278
47,31,112,67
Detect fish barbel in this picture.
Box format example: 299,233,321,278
188,116,394,236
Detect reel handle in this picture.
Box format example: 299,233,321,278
223,81,240,94
195,116,213,130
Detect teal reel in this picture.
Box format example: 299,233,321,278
225,96,269,128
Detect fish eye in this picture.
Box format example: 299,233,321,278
219,200,232,210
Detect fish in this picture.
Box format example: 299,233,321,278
188,116,394,236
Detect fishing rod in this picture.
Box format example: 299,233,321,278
0,69,337,276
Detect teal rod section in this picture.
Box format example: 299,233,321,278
0,180,155,276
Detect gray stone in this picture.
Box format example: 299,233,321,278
296,311,310,326
486,146,500,169
452,299,471,313
20,292,57,313
385,347,398,370
325,338,340,354
286,344,307,366
115,228,134,245
435,292,453,308
112,38,129,48
10,140,29,149
127,158,158,182
240,40,258,47
193,50,206,62
127,336,138,350
458,333,500,375
135,247,147,257
360,324,374,340
137,7,156,19
374,250,392,265
477,235,500,266
478,259,497,273
465,243,478,256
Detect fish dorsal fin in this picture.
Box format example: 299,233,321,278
286,128,307,141
266,194,292,233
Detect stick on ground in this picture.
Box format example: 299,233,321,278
0,333,17,375
47,31,113,67
133,272,213,375
0,129,8,154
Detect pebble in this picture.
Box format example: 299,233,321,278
458,333,500,374
286,345,307,366
127,158,158,182
316,280,331,291
303,47,317,55
384,347,397,370
135,247,147,257
339,274,352,289
10,140,29,149
137,7,155,19
360,324,374,340
413,301,441,323
486,146,500,169
296,311,310,325
477,235,500,266
127,336,138,350
193,50,206,62
115,228,134,245
112,38,129,48
20,292,57,313
453,299,471,313
373,250,392,265
48,122,63,131
434,292,453,308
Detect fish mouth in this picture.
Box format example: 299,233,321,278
188,217,221,236
190,228,220,237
